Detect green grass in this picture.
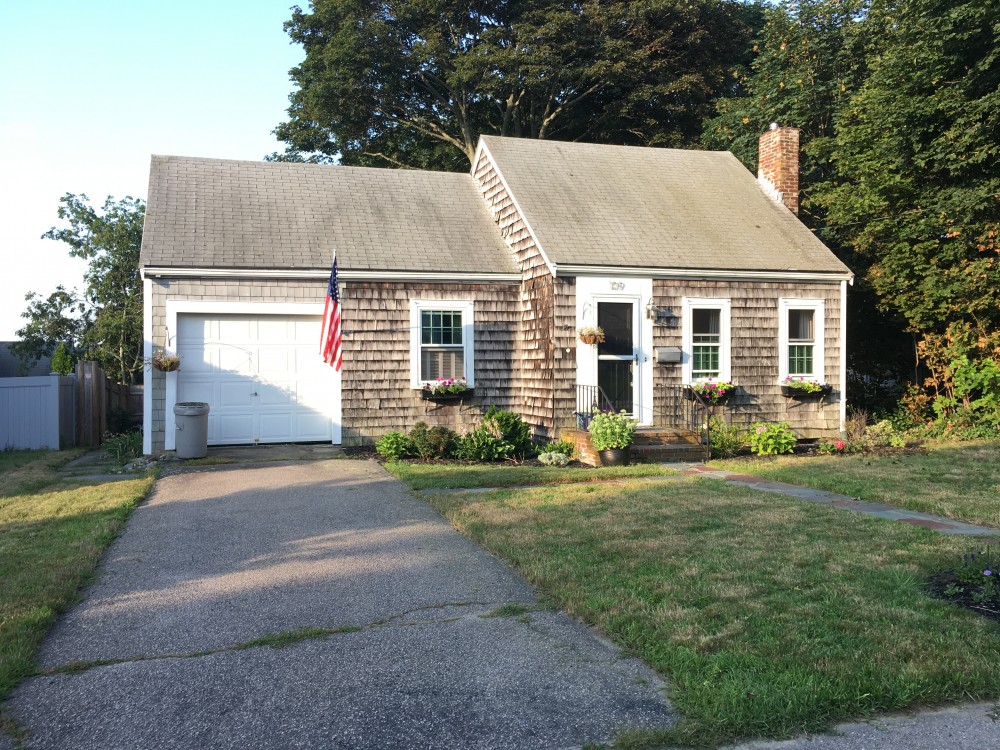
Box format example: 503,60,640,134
384,461,679,490
0,450,154,701
425,478,1000,747
714,440,1000,529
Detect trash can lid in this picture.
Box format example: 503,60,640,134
173,401,210,416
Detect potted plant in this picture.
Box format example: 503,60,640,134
588,409,639,466
421,376,474,402
150,351,181,372
578,326,605,345
780,377,833,397
687,380,737,405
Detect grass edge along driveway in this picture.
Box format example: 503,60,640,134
0,450,154,728
403,470,1000,748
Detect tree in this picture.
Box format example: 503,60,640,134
50,343,76,376
273,0,762,169
29,194,146,384
11,286,92,371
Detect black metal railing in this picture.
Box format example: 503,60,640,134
657,385,711,448
574,384,615,429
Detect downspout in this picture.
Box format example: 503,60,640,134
840,279,848,435
142,276,153,455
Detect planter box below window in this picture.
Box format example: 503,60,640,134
780,384,832,398
421,388,474,403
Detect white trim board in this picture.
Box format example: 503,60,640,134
162,300,340,450
555,264,853,283
142,277,153,455
142,266,520,283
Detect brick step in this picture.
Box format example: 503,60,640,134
631,444,709,462
632,430,702,446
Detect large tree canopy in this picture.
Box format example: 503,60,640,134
274,0,762,169
18,194,146,385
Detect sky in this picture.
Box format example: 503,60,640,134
0,1,304,339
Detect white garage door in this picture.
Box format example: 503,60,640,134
175,313,339,445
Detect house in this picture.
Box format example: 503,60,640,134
0,343,54,378
140,127,852,456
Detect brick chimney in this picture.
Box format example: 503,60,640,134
757,124,800,215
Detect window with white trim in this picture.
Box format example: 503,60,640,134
682,298,731,382
778,298,825,381
410,300,475,387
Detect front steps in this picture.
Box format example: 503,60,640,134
560,427,709,466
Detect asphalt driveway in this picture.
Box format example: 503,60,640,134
5,459,673,749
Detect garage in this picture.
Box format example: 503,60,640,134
171,311,340,446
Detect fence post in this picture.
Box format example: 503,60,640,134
47,373,60,449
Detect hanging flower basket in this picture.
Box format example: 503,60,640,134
578,326,605,345
150,352,181,372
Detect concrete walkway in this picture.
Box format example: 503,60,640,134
3,460,673,750
676,463,999,536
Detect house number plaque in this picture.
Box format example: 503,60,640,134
610,281,625,291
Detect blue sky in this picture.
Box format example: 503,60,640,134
0,1,304,339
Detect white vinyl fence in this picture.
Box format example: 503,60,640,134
0,374,76,450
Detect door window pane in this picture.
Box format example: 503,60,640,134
598,359,633,413
597,303,633,357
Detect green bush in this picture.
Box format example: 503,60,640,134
708,416,746,459
102,431,142,467
107,407,135,436
375,431,415,460
864,419,906,449
482,405,534,458
454,423,515,461
538,451,570,466
408,422,457,460
747,422,797,456
51,343,75,376
588,410,638,450
543,439,575,458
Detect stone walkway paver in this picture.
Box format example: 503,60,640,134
675,463,999,537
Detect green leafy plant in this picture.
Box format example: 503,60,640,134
864,419,906,449
932,547,999,616
408,422,457,460
101,431,142,467
747,422,797,456
107,407,135,436
375,431,415,460
542,439,575,458
482,405,534,458
454,420,514,461
690,380,737,405
588,410,638,451
708,416,746,459
50,343,75,376
538,451,570,467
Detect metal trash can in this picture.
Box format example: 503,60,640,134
173,402,210,459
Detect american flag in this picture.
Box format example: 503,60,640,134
320,257,342,371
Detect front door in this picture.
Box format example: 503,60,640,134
597,301,637,414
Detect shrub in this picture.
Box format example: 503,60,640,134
543,439,575,458
747,422,796,456
408,422,457,460
375,431,415,460
102,431,142,467
106,407,135,436
538,451,570,466
708,416,746,459
51,343,75,376
864,419,906,449
588,410,639,451
482,405,534,458
454,420,515,461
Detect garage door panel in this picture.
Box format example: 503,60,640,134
176,312,337,446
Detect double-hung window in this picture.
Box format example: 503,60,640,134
683,298,731,382
410,300,475,387
778,299,824,381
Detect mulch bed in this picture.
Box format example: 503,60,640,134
926,572,1000,624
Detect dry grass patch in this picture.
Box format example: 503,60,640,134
384,461,679,490
426,478,1000,746
0,451,154,702
715,441,1000,529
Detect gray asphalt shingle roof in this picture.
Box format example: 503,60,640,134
481,135,850,275
139,156,516,274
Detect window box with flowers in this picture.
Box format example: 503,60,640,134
780,377,832,398
421,377,474,402
686,380,737,406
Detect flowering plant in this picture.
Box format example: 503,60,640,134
422,377,471,396
781,377,827,393
588,409,639,450
689,380,736,405
747,421,797,455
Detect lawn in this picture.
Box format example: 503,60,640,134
383,461,678,490
0,450,154,705
416,474,1000,747
713,440,1000,529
